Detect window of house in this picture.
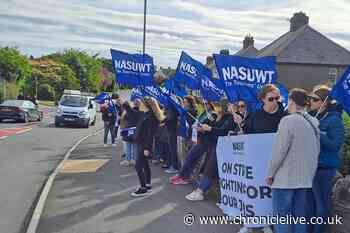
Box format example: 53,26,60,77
329,68,338,84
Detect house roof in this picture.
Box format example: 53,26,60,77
234,45,259,58
258,25,350,66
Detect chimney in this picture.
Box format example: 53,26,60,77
206,56,214,66
243,35,254,49
290,12,309,32
220,49,230,55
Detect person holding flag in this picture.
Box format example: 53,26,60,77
309,85,345,233
131,97,166,197
95,93,117,146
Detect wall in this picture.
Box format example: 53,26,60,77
277,63,347,90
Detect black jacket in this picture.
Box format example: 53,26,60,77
165,105,179,133
102,108,117,125
244,103,287,134
123,104,142,128
135,111,159,151
201,113,237,146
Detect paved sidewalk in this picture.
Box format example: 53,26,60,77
37,133,240,233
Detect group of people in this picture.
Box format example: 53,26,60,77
99,75,345,233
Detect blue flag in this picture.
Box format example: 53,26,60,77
330,66,350,116
143,86,170,107
175,51,209,90
110,49,155,87
200,74,225,102
94,92,115,113
164,78,188,98
276,83,289,109
94,92,110,104
213,55,277,103
130,88,145,101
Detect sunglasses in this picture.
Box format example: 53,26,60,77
238,105,246,108
310,96,321,102
267,96,280,102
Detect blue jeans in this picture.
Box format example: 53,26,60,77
273,188,310,233
312,168,336,233
179,144,206,178
125,142,137,161
199,176,212,193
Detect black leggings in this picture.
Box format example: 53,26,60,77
135,146,151,188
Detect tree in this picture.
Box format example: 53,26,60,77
45,49,103,93
0,47,31,82
22,59,79,100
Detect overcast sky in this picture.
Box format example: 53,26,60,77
1,0,349,67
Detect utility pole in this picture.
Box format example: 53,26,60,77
143,0,147,55
35,76,38,98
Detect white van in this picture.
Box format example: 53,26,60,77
55,90,97,128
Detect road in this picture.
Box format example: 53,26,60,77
0,105,104,233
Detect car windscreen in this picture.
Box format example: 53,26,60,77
60,96,88,107
0,100,24,107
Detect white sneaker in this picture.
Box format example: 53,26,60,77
185,189,204,201
262,226,273,233
103,144,107,147
129,159,136,166
120,160,130,166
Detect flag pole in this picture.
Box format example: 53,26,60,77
142,0,147,55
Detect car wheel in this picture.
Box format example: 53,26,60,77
23,113,29,123
55,121,60,127
37,112,43,121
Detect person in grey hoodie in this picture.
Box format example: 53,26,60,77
266,88,320,233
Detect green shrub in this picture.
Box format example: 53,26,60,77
38,84,55,101
340,113,350,175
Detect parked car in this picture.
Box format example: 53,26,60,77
0,100,43,123
55,90,97,128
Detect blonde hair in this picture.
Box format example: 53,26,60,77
144,97,166,122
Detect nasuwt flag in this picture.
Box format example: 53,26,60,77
164,77,188,98
175,51,210,90
94,92,115,113
213,55,277,103
111,49,154,87
94,92,110,104
330,66,350,116
143,86,170,107
200,74,225,102
130,88,144,101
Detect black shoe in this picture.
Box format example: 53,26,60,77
146,185,152,192
131,187,149,197
161,164,169,169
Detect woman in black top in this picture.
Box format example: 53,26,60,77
240,84,287,233
131,97,165,197
244,84,287,134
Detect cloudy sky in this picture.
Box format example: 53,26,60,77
1,0,350,67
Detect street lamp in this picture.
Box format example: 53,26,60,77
143,0,147,55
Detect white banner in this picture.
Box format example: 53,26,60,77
216,133,275,223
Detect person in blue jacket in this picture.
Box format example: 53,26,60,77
309,85,345,233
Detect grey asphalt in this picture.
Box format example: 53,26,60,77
0,106,104,233
36,134,240,233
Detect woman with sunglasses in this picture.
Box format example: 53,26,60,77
131,97,166,197
245,84,287,134
239,84,287,233
309,85,345,233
